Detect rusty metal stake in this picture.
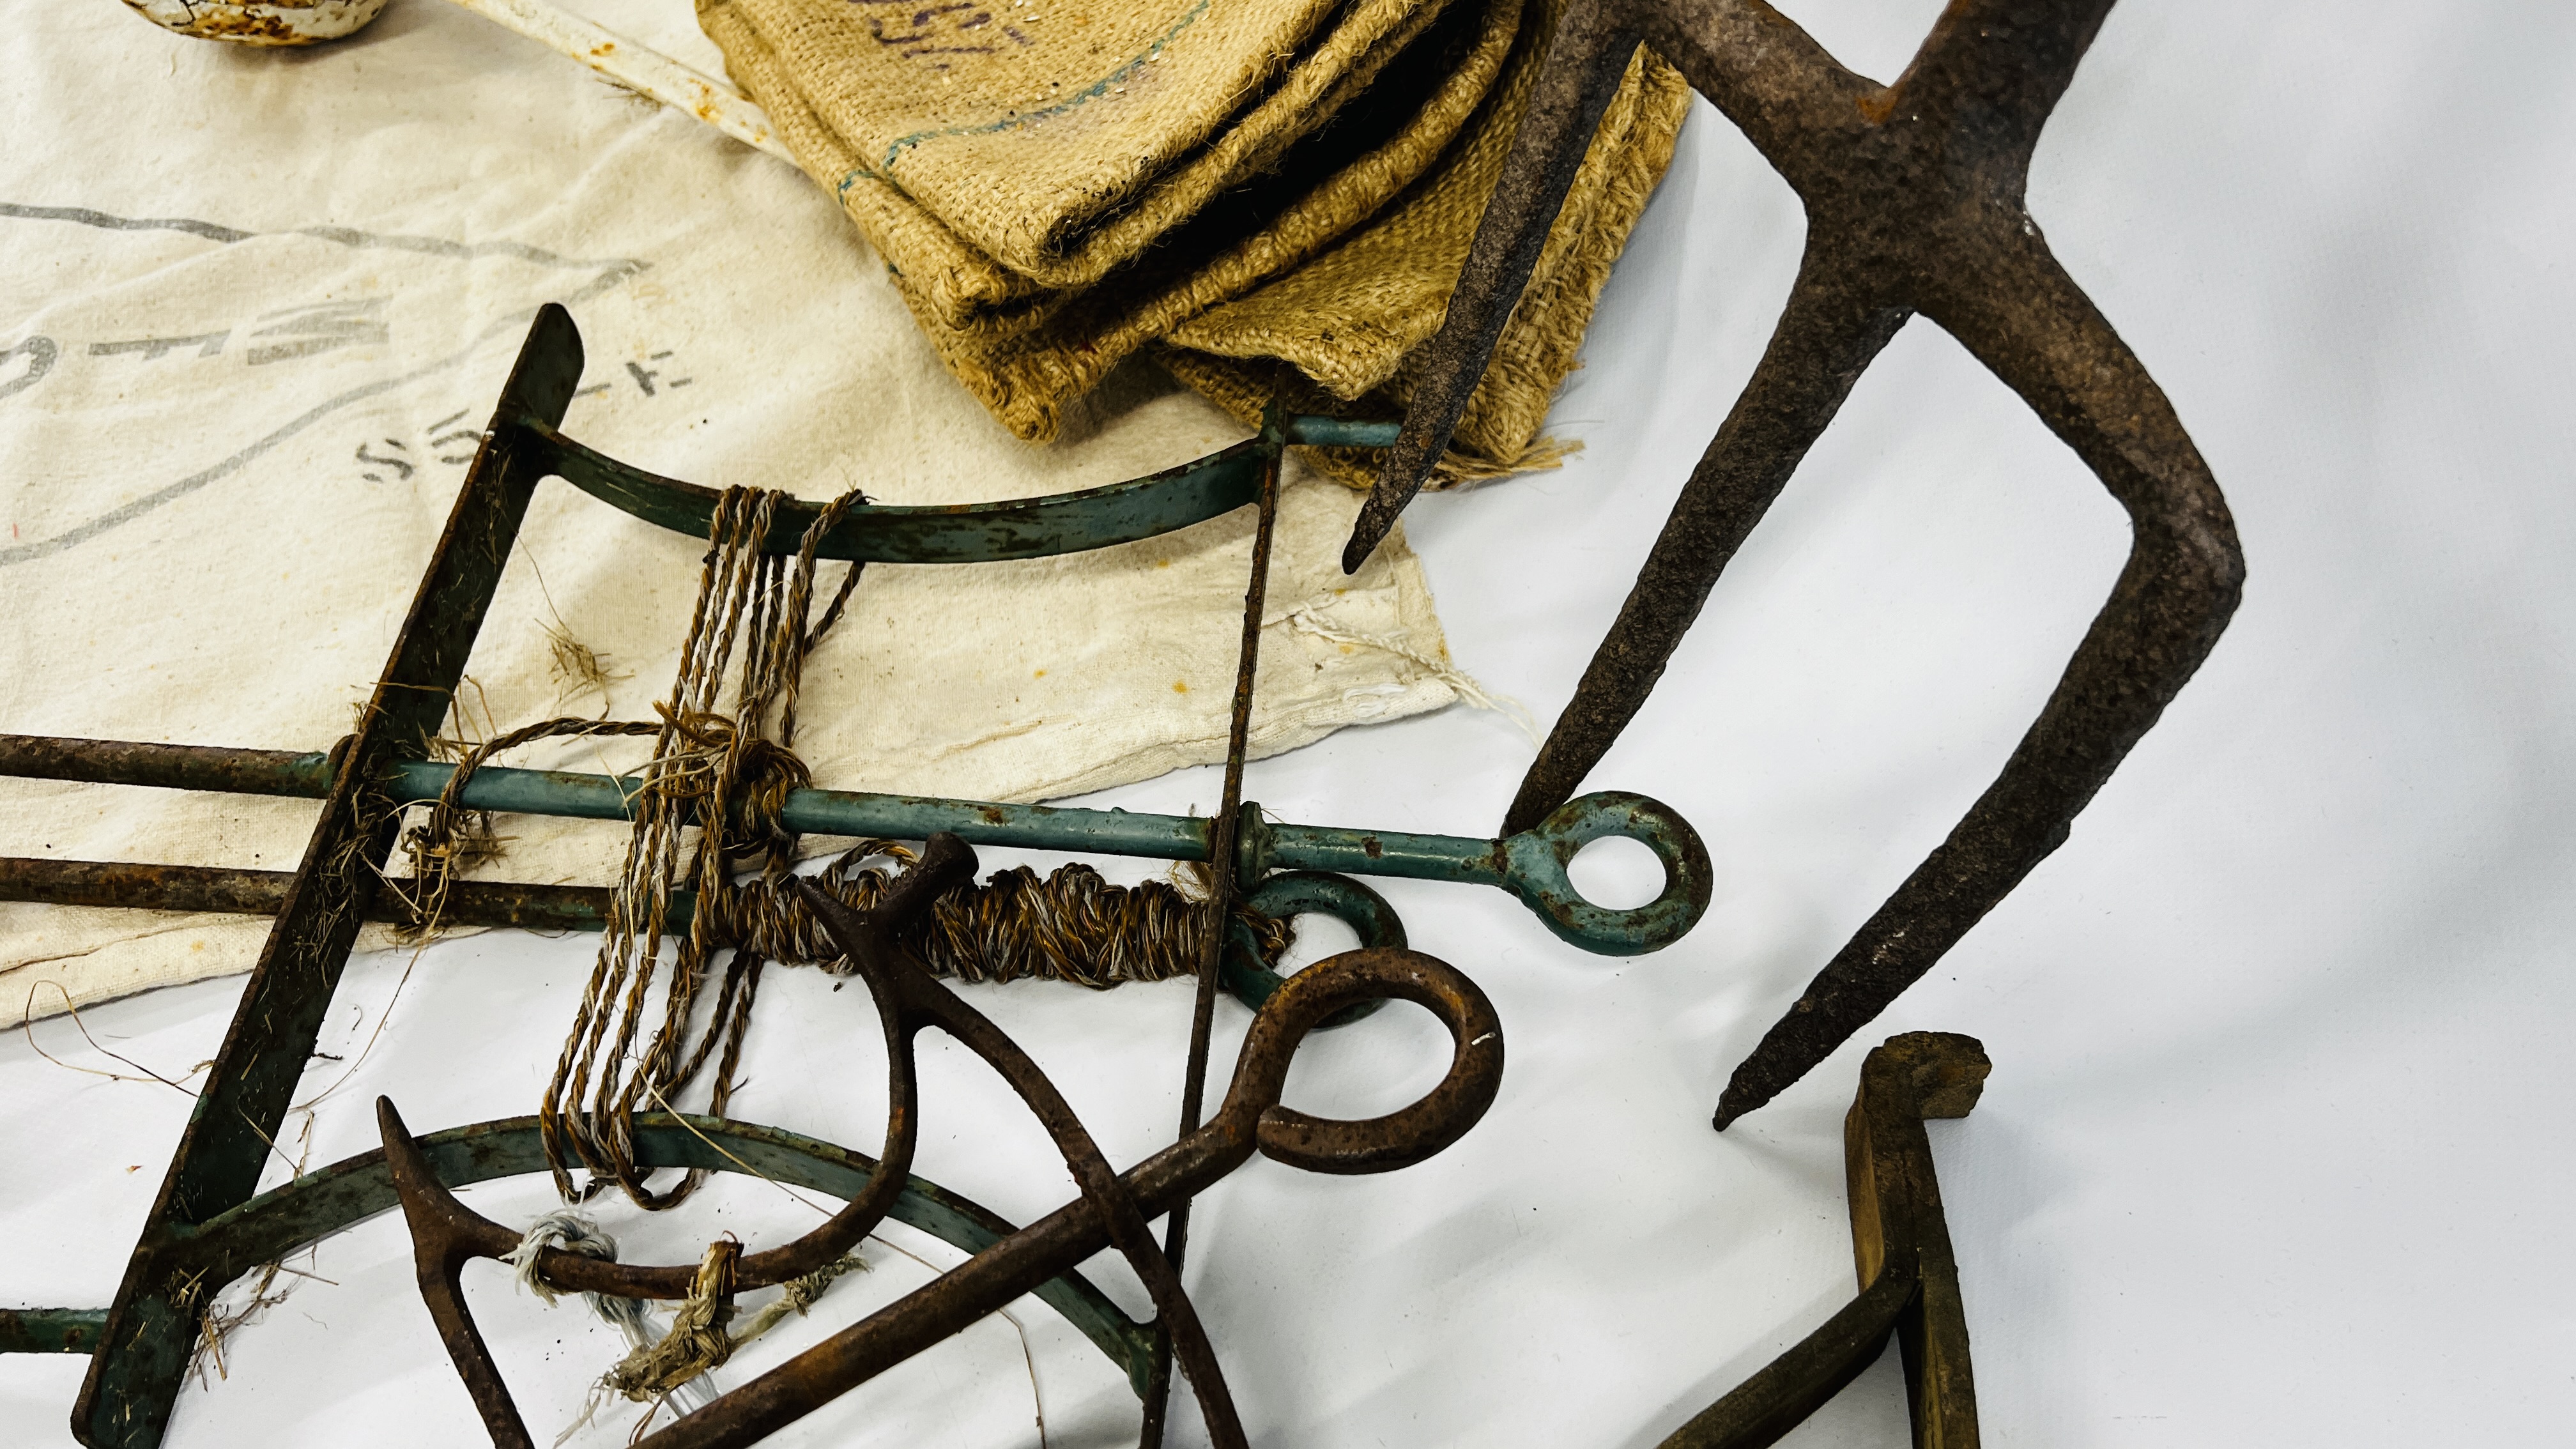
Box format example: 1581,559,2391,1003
1345,0,2242,1128
1140,402,1287,1449
1,855,624,931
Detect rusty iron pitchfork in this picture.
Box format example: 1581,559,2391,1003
1343,0,2243,1128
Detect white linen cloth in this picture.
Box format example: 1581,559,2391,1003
0,1,1462,1016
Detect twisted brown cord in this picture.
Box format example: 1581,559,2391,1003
544,486,864,1209
403,823,1285,985
601,1236,740,1406
709,841,1291,988
390,486,1292,1213
392,716,663,935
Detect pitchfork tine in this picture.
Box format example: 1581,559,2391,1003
1498,257,1908,838
1713,209,2241,1129
1342,0,1642,574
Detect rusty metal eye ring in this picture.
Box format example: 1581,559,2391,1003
1499,790,1716,960
1219,940,1506,1177
1221,869,1407,1026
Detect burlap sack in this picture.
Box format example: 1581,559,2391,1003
868,3,1688,480
701,0,1685,478
696,0,1452,319
1162,41,1691,484
856,0,1523,436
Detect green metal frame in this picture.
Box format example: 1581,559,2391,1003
539,411,1395,564
70,306,584,1449
13,1116,1163,1391
16,303,1709,1446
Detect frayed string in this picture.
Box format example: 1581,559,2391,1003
1275,603,1543,747
509,1214,869,1444
505,1211,715,1440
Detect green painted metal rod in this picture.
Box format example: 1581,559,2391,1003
0,1308,105,1354
0,734,1712,954
0,1117,1155,1383
533,411,1400,565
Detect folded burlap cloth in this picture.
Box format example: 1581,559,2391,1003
699,0,1690,480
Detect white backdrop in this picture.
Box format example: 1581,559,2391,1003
7,0,2574,1445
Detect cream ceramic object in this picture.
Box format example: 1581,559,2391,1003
118,0,392,45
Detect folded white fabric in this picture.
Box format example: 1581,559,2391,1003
0,1,1460,1017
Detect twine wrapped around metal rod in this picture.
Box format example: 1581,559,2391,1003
539,482,862,1211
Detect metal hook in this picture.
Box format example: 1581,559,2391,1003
374,836,1505,1448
